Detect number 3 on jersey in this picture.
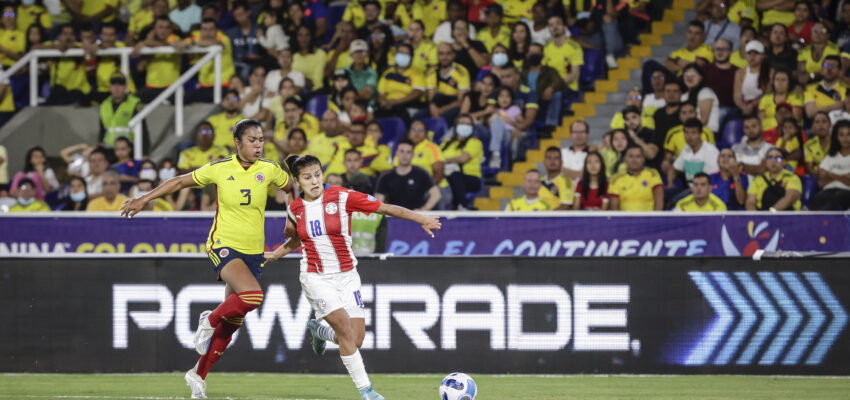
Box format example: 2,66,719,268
240,189,251,205
309,220,323,237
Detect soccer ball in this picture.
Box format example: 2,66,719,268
438,372,477,400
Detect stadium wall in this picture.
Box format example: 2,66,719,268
1,212,849,257
2,257,849,374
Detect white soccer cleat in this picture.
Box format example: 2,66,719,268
605,54,619,69
185,364,207,399
194,310,215,355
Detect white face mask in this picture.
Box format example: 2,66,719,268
158,168,176,181
139,168,157,181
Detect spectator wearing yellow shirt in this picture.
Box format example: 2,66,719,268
0,72,14,127
126,0,170,45
408,20,437,75
442,115,484,209
758,70,803,131
418,42,470,123
325,121,392,177
0,5,24,68
324,21,356,79
267,96,319,162
405,119,445,184
307,110,348,166
400,0,445,38
98,74,144,149
664,20,715,74
674,172,727,211
541,146,574,210
90,24,136,102
608,146,664,211
134,179,174,211
86,171,129,212
44,24,90,105
185,19,237,103
796,23,840,86
134,17,188,103
477,4,511,52
745,148,802,210
16,1,50,32
9,178,50,212
77,0,120,24
207,89,245,151
177,122,230,175
292,25,327,90
803,56,847,119
804,111,832,174
543,15,583,93
663,103,716,160
376,43,425,121
506,169,552,211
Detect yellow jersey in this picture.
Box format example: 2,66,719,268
675,193,727,211
401,139,444,177
541,174,575,207
608,168,663,211
178,145,230,171
669,44,715,66
145,34,182,88
798,42,841,74
0,29,24,67
16,5,51,31
325,142,392,177
413,0,446,37
49,42,91,94
758,92,803,131
664,125,716,158
747,170,802,210
804,81,848,111
188,31,236,87
378,66,426,102
427,63,470,97
728,1,758,29
761,10,795,26
0,82,14,112
10,200,50,212
804,136,830,167
543,38,584,91
128,8,153,40
501,0,536,24
506,195,552,211
268,114,321,163
292,50,327,90
609,110,655,130
82,0,119,22
307,133,348,166
96,42,137,93
730,50,746,68
342,0,391,27
326,48,353,71
192,156,290,253
476,25,511,52
208,112,245,150
775,136,801,169
412,40,438,75
441,137,484,179
86,194,130,212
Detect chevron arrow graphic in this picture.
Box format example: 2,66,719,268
711,272,756,365
803,272,848,365
758,272,803,365
686,271,734,366
780,272,826,365
734,272,779,365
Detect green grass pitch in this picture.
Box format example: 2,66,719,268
1,373,849,399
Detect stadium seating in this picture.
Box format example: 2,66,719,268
720,118,744,149
422,117,449,144
306,94,328,120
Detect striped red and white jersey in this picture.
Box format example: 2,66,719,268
288,185,383,274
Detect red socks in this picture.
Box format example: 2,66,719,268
196,319,241,379
207,291,264,328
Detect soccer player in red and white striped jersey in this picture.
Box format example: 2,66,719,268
265,154,441,400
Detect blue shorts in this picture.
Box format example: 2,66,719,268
207,247,265,282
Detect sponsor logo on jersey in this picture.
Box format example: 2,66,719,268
219,248,230,258
255,172,265,183
325,202,338,215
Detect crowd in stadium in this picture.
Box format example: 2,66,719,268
0,0,848,213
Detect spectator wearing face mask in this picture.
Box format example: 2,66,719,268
56,176,89,211
9,178,50,212
441,114,484,210
375,43,425,123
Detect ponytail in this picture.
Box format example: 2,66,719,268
285,154,321,178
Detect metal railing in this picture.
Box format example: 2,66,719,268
0,45,223,160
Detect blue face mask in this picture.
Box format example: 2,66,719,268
456,124,473,138
395,53,411,68
492,53,509,67
70,191,87,202
17,196,35,206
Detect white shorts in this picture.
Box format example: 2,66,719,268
299,269,365,321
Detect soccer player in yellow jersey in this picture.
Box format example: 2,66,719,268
506,169,552,211
674,172,727,211
121,120,292,400
609,146,664,211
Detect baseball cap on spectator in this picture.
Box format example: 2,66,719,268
110,73,127,85
333,69,350,80
350,39,368,53
775,102,792,112
485,4,502,16
739,8,755,21
745,40,764,53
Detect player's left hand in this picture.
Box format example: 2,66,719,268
421,217,442,238
120,197,146,218
264,251,282,264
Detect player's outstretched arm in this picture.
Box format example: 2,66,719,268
376,203,442,238
264,235,303,263
120,173,197,218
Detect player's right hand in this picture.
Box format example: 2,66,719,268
119,197,146,218
264,251,282,264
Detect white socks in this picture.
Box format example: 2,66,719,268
340,349,371,390
317,323,337,344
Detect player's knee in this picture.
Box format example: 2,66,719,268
336,325,356,345
237,290,264,313
355,333,365,349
